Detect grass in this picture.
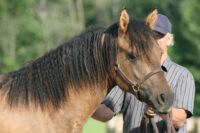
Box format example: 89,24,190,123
83,118,106,133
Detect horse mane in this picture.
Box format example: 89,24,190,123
0,18,154,109
105,18,154,61
128,18,154,61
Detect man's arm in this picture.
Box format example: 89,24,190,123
172,70,195,128
92,104,115,122
92,86,125,122
147,69,195,129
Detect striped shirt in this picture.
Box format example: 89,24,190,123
102,57,195,133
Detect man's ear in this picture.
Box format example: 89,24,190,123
119,9,129,34
145,9,158,29
166,33,173,46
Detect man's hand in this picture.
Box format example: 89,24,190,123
145,106,187,129
145,106,156,117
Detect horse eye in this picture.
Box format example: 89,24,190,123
127,53,136,60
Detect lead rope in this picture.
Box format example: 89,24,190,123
140,111,176,133
162,111,176,133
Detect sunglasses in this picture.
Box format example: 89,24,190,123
153,31,165,39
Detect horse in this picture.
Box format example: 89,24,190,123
0,9,174,133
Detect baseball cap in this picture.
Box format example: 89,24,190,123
154,14,172,34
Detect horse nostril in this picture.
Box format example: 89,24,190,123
160,93,166,102
157,92,166,105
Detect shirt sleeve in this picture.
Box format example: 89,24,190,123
101,86,125,114
173,71,195,118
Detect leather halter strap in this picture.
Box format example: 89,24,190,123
114,62,163,97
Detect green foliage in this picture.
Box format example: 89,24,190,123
1,55,20,73
0,0,85,73
194,94,200,116
0,0,199,116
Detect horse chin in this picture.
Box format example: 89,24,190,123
148,100,172,114
137,93,172,114
153,106,172,114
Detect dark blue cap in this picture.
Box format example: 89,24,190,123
154,14,172,34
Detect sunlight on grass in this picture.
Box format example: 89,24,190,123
83,118,107,133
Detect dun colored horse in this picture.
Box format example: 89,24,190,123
0,9,174,133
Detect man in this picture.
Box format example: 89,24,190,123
92,14,195,133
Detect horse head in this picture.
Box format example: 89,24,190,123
103,9,174,114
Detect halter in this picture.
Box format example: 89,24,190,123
114,61,163,98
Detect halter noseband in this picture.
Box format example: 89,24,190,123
114,62,163,98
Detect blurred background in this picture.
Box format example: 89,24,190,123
0,0,199,132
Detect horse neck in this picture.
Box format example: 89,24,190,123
61,43,116,125
60,79,110,128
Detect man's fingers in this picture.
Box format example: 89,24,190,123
146,110,156,116
146,106,156,117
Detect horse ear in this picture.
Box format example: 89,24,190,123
145,9,158,29
119,9,129,34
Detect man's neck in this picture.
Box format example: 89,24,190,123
161,53,168,65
